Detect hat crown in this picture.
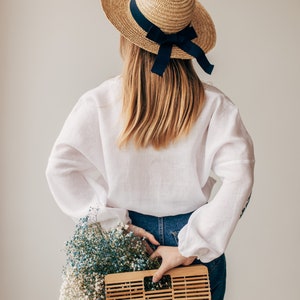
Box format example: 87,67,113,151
135,0,195,33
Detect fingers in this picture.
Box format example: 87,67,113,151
150,246,197,283
128,224,143,236
143,240,154,255
150,247,174,283
145,232,160,246
128,224,160,246
149,248,161,260
152,261,170,283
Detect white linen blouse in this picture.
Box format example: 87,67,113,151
46,75,255,263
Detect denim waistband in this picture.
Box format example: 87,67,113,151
128,210,193,246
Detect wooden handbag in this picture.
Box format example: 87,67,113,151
105,264,211,299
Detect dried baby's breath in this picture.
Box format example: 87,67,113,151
60,216,160,299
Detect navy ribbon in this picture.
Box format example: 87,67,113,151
130,0,214,76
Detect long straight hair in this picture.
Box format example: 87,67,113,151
119,35,205,149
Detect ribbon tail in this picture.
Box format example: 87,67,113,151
196,53,214,75
151,44,172,76
180,41,214,75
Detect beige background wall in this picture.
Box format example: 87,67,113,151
1,0,299,299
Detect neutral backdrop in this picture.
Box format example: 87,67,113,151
1,0,299,299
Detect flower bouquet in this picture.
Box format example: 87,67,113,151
59,216,160,300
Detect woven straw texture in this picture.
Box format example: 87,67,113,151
105,265,211,300
101,0,216,59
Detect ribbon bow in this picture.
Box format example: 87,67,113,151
130,0,214,76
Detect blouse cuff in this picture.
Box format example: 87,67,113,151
73,206,131,231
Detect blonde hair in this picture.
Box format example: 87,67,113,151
119,35,205,149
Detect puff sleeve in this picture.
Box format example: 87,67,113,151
178,97,255,262
45,95,130,230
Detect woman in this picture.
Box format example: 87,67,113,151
46,1,255,299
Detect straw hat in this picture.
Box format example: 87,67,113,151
101,0,216,74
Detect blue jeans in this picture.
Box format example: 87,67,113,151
129,210,226,300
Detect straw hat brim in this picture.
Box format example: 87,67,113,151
101,0,216,59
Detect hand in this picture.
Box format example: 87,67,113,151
150,246,196,282
128,224,160,254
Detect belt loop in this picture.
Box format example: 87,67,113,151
158,217,164,245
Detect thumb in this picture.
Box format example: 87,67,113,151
152,261,169,283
